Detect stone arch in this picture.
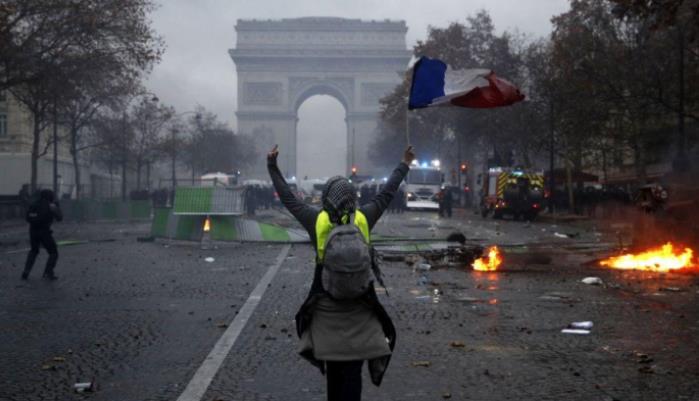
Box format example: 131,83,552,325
292,81,352,114
230,17,411,178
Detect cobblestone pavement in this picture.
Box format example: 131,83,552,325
1,214,698,401
0,222,284,401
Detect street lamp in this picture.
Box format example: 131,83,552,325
119,91,160,201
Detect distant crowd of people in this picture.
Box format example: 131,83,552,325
245,184,275,216
550,186,634,217
359,183,407,213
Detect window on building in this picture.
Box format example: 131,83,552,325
0,114,7,137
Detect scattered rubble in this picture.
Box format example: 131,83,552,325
412,361,431,367
204,257,215,263
74,381,95,393
581,277,603,285
415,262,431,271
377,242,483,269
659,286,682,292
569,321,594,330
561,329,590,335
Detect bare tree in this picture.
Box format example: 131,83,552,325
2,0,163,192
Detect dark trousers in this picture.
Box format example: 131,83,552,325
23,229,58,277
326,360,363,401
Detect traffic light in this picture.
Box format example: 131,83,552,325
350,166,358,180
460,162,469,173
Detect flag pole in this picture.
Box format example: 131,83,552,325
405,107,411,145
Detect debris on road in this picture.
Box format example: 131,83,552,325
638,365,654,374
581,277,603,285
376,242,483,269
204,257,215,263
415,262,431,271
74,382,95,393
412,361,431,367
569,321,594,330
52,356,65,362
442,392,452,399
659,286,682,292
216,322,228,328
450,341,465,348
561,329,591,335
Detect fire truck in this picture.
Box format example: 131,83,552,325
480,167,545,220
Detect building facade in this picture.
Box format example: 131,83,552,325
0,92,118,197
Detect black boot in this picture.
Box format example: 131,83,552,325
42,272,58,281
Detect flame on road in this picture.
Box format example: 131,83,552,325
472,246,502,271
600,242,696,272
203,217,211,232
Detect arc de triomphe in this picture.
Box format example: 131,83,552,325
229,17,411,178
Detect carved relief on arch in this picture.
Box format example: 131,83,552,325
243,82,283,105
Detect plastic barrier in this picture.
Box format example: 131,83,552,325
150,207,308,242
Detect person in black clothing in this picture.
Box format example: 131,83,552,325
445,186,454,217
22,189,63,280
267,144,414,401
18,184,30,217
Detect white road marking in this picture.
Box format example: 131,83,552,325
175,244,291,401
4,248,30,254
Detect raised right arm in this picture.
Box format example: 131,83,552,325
267,146,318,236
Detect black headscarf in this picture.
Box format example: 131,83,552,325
321,176,357,224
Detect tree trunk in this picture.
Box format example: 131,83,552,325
70,126,81,200
121,158,127,201
171,150,177,189
30,116,41,192
565,158,575,213
601,147,608,185
108,161,114,198
136,158,142,190
52,104,58,195
146,161,151,190
632,137,647,185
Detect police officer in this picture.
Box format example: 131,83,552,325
22,189,63,280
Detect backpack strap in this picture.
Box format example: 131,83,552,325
370,246,389,297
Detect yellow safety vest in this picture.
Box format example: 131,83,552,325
315,210,370,262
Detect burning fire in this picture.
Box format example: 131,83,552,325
600,242,696,272
472,246,502,271
203,217,211,232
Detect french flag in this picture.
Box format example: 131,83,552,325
408,56,525,110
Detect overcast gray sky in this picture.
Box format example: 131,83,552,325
145,0,570,177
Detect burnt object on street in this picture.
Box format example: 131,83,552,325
376,242,483,269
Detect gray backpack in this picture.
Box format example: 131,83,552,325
321,222,374,300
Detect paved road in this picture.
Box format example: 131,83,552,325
1,212,697,401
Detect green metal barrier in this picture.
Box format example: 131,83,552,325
150,207,308,242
